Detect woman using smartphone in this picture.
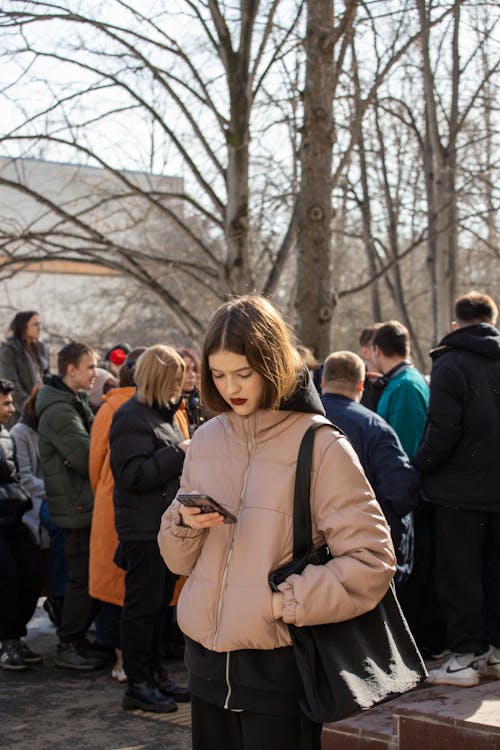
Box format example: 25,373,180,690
158,296,396,750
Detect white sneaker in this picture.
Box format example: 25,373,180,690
482,647,500,679
426,652,486,687
111,666,127,683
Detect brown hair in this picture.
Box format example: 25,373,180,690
201,295,299,413
10,310,43,371
119,347,147,387
359,323,382,348
372,321,410,358
58,341,96,376
296,344,319,371
455,291,498,326
323,351,365,390
20,383,42,429
134,345,185,407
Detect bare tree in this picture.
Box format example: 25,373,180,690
0,0,305,332
295,0,342,359
417,0,499,340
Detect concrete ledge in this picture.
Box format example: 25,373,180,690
322,680,500,750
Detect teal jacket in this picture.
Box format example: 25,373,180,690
36,376,94,529
376,365,429,462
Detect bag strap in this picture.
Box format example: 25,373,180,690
292,420,331,560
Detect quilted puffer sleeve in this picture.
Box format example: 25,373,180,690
277,431,396,628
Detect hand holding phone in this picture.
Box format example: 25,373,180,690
177,493,237,524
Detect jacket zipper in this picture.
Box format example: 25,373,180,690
224,652,232,709
213,418,255,709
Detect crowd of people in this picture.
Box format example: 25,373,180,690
0,291,499,749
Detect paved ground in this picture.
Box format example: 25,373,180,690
0,602,192,750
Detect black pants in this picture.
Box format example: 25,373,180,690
435,506,500,654
191,695,322,750
58,527,100,644
120,539,176,684
397,508,446,654
0,523,42,640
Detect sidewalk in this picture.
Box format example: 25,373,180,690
0,601,191,750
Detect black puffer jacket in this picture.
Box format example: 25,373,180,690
414,323,500,510
0,425,32,528
110,396,185,541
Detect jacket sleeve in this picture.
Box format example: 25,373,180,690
157,438,208,575
89,404,111,492
413,363,464,473
11,428,45,501
110,408,185,493
41,402,91,478
366,425,420,517
0,345,29,414
277,434,396,628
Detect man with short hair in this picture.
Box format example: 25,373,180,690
358,324,385,412
371,321,445,655
415,291,500,687
0,379,43,670
36,341,105,670
371,321,429,461
321,352,419,587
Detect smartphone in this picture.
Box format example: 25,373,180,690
176,493,237,524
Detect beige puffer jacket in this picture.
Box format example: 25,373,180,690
158,409,396,654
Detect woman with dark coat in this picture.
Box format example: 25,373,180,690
0,311,49,426
109,345,191,713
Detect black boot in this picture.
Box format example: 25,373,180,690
123,682,178,713
153,668,191,702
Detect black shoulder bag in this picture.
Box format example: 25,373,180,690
269,422,427,724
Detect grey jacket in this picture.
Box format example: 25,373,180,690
10,421,48,545
0,336,50,424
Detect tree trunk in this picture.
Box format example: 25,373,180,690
225,72,252,293
418,0,459,342
295,0,335,360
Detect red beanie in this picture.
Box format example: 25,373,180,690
108,348,127,366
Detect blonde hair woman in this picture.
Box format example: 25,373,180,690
109,345,191,713
158,296,395,750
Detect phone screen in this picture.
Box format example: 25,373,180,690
177,493,237,524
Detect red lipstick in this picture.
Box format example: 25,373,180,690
231,398,247,405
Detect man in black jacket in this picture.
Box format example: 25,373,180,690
414,291,500,687
0,379,42,670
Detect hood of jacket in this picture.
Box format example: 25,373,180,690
36,374,89,417
101,385,136,414
431,323,500,362
278,366,325,416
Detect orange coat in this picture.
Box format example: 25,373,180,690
174,399,190,440
89,388,188,607
89,387,135,606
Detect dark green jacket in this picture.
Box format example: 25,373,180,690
36,375,94,529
